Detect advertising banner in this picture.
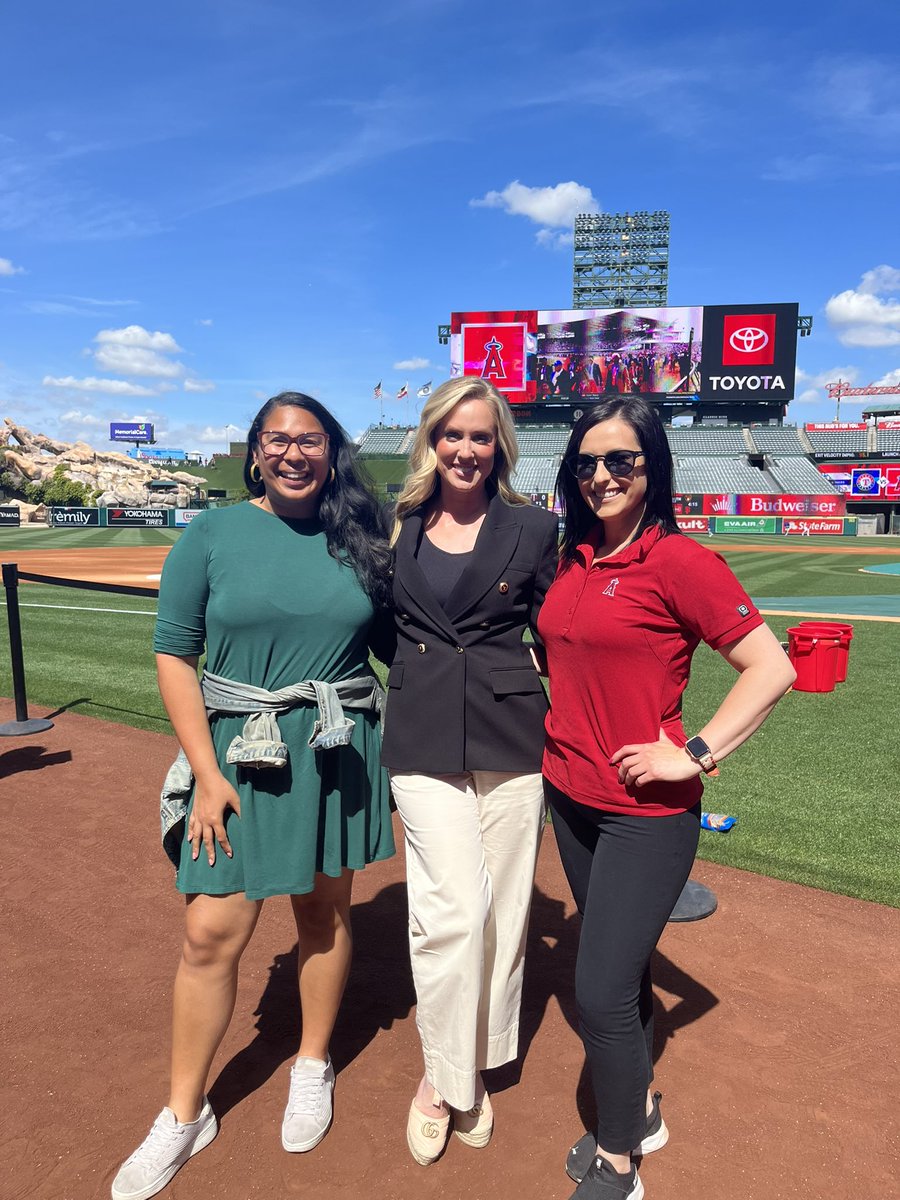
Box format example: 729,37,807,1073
876,420,900,429
735,492,846,517
127,447,185,461
175,508,202,527
110,422,154,443
804,422,866,431
713,516,778,535
50,507,101,527
106,507,169,527
676,515,710,534
0,506,21,526
818,463,900,499
782,518,849,536
450,302,799,404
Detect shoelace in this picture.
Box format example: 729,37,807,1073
286,1070,326,1116
127,1116,187,1165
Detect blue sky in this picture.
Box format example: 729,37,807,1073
2,0,899,453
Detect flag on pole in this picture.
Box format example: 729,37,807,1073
397,382,409,401
416,381,432,398
373,381,383,399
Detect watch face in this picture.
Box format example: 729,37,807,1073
686,736,710,757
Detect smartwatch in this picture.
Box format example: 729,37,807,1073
685,735,719,777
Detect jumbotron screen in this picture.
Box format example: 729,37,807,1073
449,303,799,404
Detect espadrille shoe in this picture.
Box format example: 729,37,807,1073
406,1094,451,1165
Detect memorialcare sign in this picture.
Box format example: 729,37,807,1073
107,508,169,527
50,507,101,527
449,302,799,403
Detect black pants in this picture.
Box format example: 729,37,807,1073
545,779,700,1154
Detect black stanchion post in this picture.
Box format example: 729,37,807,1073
1,561,54,736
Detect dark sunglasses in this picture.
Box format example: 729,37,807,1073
566,450,645,481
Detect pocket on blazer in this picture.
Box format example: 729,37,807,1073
387,663,405,688
489,667,543,696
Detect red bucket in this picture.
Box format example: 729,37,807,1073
786,625,841,693
796,621,853,683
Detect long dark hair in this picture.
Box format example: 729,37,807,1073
243,392,393,607
555,395,680,564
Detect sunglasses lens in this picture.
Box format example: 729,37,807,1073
570,456,596,479
605,453,634,475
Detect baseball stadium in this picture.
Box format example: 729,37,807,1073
2,299,898,1200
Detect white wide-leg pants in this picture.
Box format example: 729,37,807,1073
389,769,545,1111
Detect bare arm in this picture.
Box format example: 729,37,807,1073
610,623,797,787
156,652,241,865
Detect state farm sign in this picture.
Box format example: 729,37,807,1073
783,519,846,535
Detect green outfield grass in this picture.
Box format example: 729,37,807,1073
1,528,898,906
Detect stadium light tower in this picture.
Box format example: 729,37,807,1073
573,210,670,309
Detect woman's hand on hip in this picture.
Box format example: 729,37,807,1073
189,773,242,865
609,729,701,788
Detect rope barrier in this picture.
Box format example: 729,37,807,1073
1,562,159,735
14,569,159,598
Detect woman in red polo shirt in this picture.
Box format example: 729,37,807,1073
539,396,795,1200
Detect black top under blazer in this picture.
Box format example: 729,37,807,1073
380,493,559,775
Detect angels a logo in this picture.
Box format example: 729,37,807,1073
481,337,507,381
602,577,620,597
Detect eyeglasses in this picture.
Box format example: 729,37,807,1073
565,450,645,481
258,431,329,457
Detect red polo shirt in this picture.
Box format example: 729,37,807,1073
538,525,763,815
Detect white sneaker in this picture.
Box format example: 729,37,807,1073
111,1099,217,1200
281,1056,335,1152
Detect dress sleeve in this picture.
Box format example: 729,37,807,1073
529,510,561,645
663,537,764,650
153,512,210,657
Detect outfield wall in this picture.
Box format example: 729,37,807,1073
676,515,857,536
47,507,203,528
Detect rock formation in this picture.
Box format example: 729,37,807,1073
1,419,206,514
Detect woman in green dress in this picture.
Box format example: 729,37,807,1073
112,394,395,1200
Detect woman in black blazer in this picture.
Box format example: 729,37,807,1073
381,377,558,1165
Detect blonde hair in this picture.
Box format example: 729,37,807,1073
391,377,527,543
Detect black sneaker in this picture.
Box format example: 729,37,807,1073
569,1154,643,1200
565,1092,667,1183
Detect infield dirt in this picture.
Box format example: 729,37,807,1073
1,701,897,1200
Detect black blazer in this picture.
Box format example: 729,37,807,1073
381,495,559,774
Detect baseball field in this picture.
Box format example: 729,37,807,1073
0,525,898,907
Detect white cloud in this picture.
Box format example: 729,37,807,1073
90,324,187,377
95,325,182,351
795,365,860,388
0,256,25,276
184,378,216,393
198,317,214,326
472,180,600,226
59,410,108,428
875,368,900,387
825,268,900,347
858,265,900,295
536,228,574,250
393,357,430,370
471,180,600,246
43,374,159,396
93,343,186,376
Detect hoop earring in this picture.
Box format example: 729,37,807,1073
249,462,261,483
329,466,335,483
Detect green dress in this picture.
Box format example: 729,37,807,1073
153,503,394,899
